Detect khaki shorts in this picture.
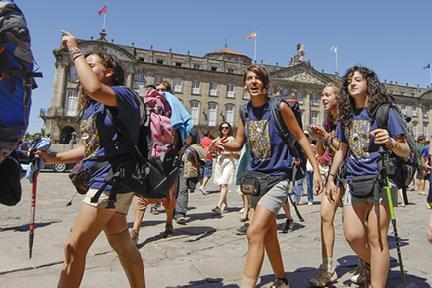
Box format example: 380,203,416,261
83,189,134,215
249,180,289,214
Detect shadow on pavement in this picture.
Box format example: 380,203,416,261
138,226,217,248
167,277,238,287
388,235,410,249
0,220,61,232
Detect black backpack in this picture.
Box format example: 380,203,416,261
371,102,418,189
240,95,307,180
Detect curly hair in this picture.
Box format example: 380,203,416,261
338,66,388,129
78,51,125,115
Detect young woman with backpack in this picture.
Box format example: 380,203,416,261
308,83,344,287
212,65,322,288
37,31,144,287
326,66,410,288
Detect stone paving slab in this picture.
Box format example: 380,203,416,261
1,173,431,287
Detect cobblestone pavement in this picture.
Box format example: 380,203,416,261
1,173,431,287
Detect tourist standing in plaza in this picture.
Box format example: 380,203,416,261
198,128,214,195
212,65,322,288
308,82,343,287
326,66,410,288
211,122,238,215
416,135,427,195
37,31,144,287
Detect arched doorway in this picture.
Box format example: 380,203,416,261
59,126,75,144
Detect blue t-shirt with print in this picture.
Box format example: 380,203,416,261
80,86,141,192
244,101,292,177
336,107,405,179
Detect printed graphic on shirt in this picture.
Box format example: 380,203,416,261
347,119,370,159
248,119,271,159
80,115,100,157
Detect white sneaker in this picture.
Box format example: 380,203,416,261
308,201,313,206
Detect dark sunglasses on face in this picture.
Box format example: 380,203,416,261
221,126,229,130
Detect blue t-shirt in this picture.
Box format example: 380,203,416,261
162,92,192,140
421,144,429,158
80,86,141,192
336,107,405,179
244,101,292,177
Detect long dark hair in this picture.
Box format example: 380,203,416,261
78,51,125,115
339,66,388,129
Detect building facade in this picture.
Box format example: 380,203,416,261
41,34,432,143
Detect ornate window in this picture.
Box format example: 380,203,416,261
208,102,218,127
190,100,200,125
311,93,320,106
173,78,183,93
412,105,417,117
69,66,78,82
209,82,218,96
192,80,201,95
400,104,406,114
133,73,146,89
296,91,304,104
225,104,235,126
311,111,319,125
412,122,418,139
154,75,164,84
424,123,429,139
66,89,78,116
226,84,235,98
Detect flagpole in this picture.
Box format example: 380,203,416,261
429,64,431,85
253,31,257,64
335,49,338,74
102,10,107,30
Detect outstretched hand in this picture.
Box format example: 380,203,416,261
313,172,323,195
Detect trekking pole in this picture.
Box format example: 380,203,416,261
29,168,39,259
66,191,78,207
378,146,407,287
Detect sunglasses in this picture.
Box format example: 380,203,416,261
221,126,230,130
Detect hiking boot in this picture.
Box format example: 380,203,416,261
175,215,187,225
150,204,161,215
282,219,294,233
350,259,370,285
130,229,139,246
270,277,289,288
309,264,337,287
162,224,174,238
235,223,249,235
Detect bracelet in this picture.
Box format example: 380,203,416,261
69,47,83,62
329,172,336,177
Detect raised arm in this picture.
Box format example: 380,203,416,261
61,30,119,107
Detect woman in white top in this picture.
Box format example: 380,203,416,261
212,122,238,215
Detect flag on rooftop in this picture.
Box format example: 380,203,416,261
98,5,107,16
330,46,337,53
245,32,257,40
423,63,430,69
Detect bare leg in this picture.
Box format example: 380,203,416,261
320,189,342,260
132,197,147,233
367,204,391,288
217,184,229,209
264,219,286,278
282,202,292,219
343,204,371,263
57,204,116,288
243,205,281,282
104,214,145,288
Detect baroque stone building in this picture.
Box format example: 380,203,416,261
41,33,432,143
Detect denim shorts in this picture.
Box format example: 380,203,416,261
202,160,213,178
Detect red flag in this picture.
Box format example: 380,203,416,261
98,5,107,16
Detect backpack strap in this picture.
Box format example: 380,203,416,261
371,103,391,129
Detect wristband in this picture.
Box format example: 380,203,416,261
329,172,336,178
69,47,83,62
385,138,396,149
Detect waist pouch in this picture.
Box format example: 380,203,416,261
69,160,108,195
239,171,285,197
347,174,381,199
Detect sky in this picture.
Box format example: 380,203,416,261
14,0,432,133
